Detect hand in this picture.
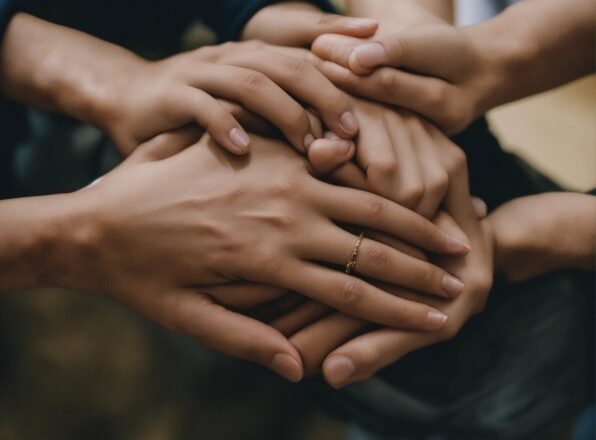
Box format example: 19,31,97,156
104,41,362,155
242,2,379,47
309,97,471,219
311,25,497,134
73,130,474,344
488,192,596,282
271,148,494,387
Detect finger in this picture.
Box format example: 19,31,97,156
472,197,488,219
322,328,436,388
311,182,470,255
244,4,378,47
270,301,332,337
202,282,287,309
280,260,448,331
290,312,366,376
219,99,274,137
135,288,304,382
328,161,369,191
166,87,251,154
383,112,425,208
218,49,359,138
409,123,449,218
312,34,364,68
363,230,427,261
302,228,464,298
308,137,355,175
128,125,204,163
353,109,400,201
315,61,456,132
191,65,314,153
349,27,469,78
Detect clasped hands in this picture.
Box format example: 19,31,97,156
63,2,496,388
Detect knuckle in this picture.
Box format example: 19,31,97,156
445,146,468,176
368,159,397,178
398,183,425,208
240,71,269,92
336,279,362,307
367,246,391,271
388,34,408,60
282,58,311,81
377,69,399,94
429,171,449,198
253,249,283,277
365,198,387,221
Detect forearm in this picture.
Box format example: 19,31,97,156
0,193,93,292
345,0,454,22
489,193,596,282
0,13,145,132
467,0,595,112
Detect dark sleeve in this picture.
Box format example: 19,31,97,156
199,0,337,43
0,0,20,40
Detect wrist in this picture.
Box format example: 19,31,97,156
461,18,533,114
0,191,101,292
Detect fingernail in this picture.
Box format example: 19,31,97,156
353,43,387,69
344,18,379,30
229,128,250,153
325,355,355,386
270,353,302,383
472,197,488,218
339,112,359,135
303,133,315,150
426,310,448,328
445,235,471,254
442,274,465,296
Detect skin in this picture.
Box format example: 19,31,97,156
240,0,596,386
0,13,364,157
0,130,474,381
312,0,596,133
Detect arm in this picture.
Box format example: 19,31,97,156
0,14,360,156
313,0,596,133
490,192,596,282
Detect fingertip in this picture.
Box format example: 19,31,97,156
323,355,355,389
444,234,471,255
270,353,304,383
228,127,251,154
350,42,387,74
339,111,359,136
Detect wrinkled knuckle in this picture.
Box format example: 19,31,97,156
283,58,311,81
365,198,387,220
337,279,362,306
241,71,268,92
388,35,408,60
368,246,391,271
430,171,449,197
377,69,399,94
369,159,397,178
399,184,425,208
254,250,283,277
444,145,467,176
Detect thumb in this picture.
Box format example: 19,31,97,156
349,26,465,76
308,134,355,175
243,3,378,47
127,126,204,164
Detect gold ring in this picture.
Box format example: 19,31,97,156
346,233,364,274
